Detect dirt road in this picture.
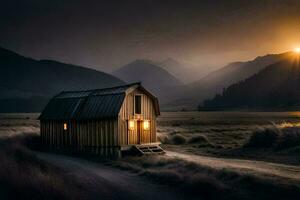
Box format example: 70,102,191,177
36,152,187,200
166,151,300,182
36,150,300,200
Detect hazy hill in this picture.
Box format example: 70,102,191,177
201,54,300,110
0,47,124,112
112,60,183,103
166,52,292,110
158,58,210,84
190,52,291,97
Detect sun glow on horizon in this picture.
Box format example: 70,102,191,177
294,47,300,53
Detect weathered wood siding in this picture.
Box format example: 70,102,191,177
118,88,157,145
40,119,119,157
40,87,158,156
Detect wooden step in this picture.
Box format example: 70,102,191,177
133,144,165,155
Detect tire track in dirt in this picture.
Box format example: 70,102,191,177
166,151,300,182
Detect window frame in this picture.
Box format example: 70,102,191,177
134,94,142,115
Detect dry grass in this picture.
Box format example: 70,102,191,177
245,126,300,150
113,156,229,199
158,132,214,149
187,134,209,144
0,133,87,200
113,155,300,200
157,112,300,164
1,112,300,199
276,127,300,150
169,134,187,144
0,117,87,199
245,126,280,148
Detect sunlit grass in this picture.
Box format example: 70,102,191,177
278,122,300,128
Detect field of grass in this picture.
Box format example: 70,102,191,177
157,112,300,164
0,113,98,199
0,112,300,200
113,155,300,200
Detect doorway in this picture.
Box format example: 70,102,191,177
137,120,150,144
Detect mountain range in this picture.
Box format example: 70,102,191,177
158,58,211,84
191,52,290,95
166,52,292,110
112,59,184,104
201,53,300,110
0,47,124,112
1,46,299,112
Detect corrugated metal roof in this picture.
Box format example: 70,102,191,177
39,97,85,120
76,93,125,120
39,82,160,121
92,85,129,95
55,91,92,99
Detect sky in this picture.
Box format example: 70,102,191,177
1,0,300,73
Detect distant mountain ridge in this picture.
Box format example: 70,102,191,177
201,54,300,110
0,47,124,112
112,59,183,104
165,52,292,110
190,52,291,96
1,46,296,112
158,58,210,84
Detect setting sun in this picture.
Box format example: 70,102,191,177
294,47,300,53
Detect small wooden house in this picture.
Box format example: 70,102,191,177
39,82,163,157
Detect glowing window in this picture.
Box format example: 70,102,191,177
128,120,135,131
143,120,150,131
63,123,68,131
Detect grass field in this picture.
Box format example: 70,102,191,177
0,112,300,200
157,112,300,164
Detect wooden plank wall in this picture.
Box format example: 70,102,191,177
40,88,158,156
118,89,157,145
41,119,120,157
